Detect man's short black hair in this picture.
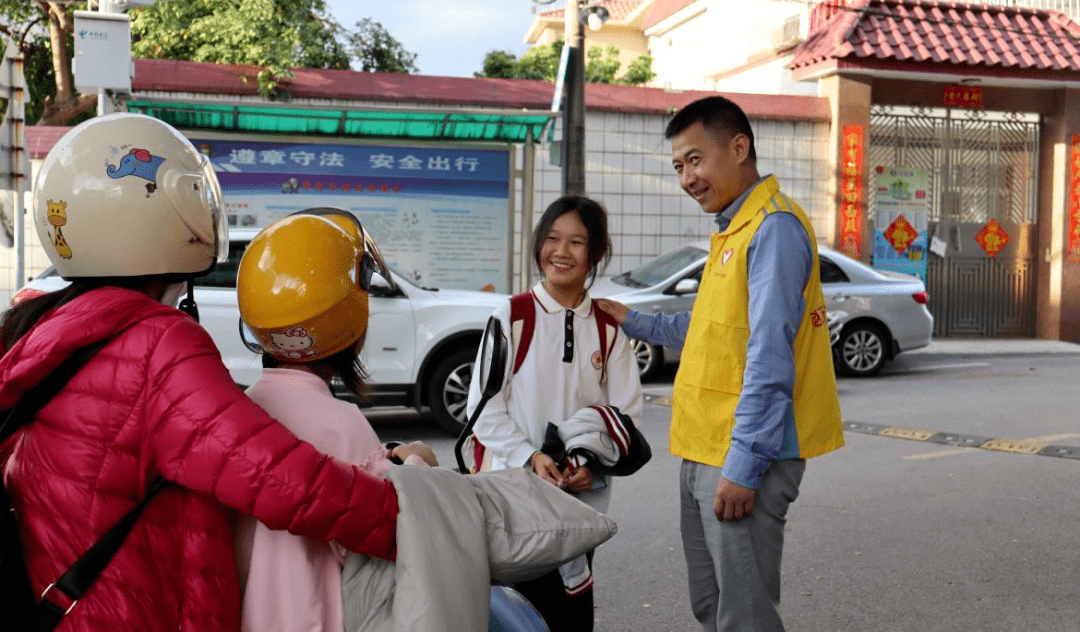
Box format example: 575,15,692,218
664,96,757,162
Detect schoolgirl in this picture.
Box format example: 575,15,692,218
466,195,647,632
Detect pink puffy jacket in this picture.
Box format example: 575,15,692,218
0,287,398,632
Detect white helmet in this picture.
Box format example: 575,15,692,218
33,113,228,278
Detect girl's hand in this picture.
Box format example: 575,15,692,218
392,441,439,467
562,465,594,493
529,452,566,488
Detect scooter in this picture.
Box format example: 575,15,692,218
456,316,550,632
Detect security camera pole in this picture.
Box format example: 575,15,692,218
562,0,586,196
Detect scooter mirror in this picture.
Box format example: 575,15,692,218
477,316,506,401
455,315,506,472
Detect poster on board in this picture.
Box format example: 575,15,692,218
872,166,930,282
197,137,512,293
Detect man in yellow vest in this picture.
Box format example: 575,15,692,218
597,96,844,631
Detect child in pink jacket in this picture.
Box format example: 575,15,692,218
233,209,436,632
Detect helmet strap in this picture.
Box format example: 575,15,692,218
177,278,199,322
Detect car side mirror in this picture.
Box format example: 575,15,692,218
454,316,506,472
673,278,699,295
367,271,399,297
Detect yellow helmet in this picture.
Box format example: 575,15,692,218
237,208,394,363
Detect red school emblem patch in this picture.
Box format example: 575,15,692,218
591,350,603,370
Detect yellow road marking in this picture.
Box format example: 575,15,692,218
981,439,1047,454
878,426,937,441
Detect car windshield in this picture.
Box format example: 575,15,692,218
617,245,707,288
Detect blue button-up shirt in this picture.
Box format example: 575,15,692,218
622,175,812,488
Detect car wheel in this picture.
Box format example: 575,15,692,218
835,323,888,377
426,348,475,436
630,338,662,381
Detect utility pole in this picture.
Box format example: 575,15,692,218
562,0,586,196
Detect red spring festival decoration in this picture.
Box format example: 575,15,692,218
1068,135,1080,263
839,125,864,259
975,218,1010,259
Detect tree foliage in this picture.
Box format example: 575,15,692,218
131,1,418,96
1,0,95,126
0,0,420,124
350,18,417,74
477,39,655,86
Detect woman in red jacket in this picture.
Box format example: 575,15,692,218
0,114,399,632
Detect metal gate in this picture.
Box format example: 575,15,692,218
868,105,1040,338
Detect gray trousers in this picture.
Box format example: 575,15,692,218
680,458,806,632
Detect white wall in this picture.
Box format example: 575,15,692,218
647,0,812,95
713,55,820,97
1,164,52,306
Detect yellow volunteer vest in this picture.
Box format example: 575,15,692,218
670,176,844,467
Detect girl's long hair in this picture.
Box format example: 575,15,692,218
1,274,177,354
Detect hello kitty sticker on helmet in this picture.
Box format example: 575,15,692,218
268,327,319,360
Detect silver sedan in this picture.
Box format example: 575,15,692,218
591,240,934,378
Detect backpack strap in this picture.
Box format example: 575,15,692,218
592,299,618,385
509,292,535,376
0,339,168,632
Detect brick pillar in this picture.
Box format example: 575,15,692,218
821,74,872,261
1036,88,1080,342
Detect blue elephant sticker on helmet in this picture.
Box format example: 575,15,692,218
107,148,165,194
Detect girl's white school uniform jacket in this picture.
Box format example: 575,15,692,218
467,282,645,512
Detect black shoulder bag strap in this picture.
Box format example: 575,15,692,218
0,340,167,632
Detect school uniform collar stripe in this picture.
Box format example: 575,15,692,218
531,281,592,318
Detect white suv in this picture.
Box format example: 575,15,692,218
11,229,507,435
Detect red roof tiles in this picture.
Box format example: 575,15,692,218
130,58,829,122
540,0,645,22
642,0,700,30
25,126,69,159
791,0,1080,78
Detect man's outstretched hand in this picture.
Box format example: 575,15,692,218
595,299,630,325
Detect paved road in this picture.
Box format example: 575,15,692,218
366,343,1080,631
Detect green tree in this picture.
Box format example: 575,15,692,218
347,17,418,73
477,40,654,86
0,0,420,124
620,53,657,86
1,1,96,126
584,45,620,83
131,2,418,96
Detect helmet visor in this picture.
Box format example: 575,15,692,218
199,156,229,262
356,224,396,293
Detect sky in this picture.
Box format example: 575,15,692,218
326,1,541,78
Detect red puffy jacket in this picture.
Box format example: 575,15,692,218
0,287,398,632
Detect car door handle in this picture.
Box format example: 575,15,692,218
830,294,849,302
